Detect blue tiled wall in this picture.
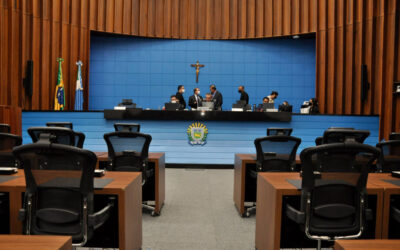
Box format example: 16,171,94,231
22,112,379,165
89,36,316,111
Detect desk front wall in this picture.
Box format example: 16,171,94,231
22,112,379,164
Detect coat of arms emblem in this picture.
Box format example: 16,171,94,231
187,122,208,146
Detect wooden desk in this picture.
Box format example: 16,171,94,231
255,172,384,250
0,235,72,250
233,153,300,216
0,171,142,250
368,173,400,238
95,152,165,215
334,239,400,250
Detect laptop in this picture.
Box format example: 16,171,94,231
165,103,181,111
201,102,214,110
262,103,275,111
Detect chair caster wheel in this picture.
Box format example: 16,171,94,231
151,211,160,217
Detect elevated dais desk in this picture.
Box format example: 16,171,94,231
0,171,142,250
233,153,301,216
95,152,165,215
104,109,292,122
255,172,385,250
0,235,72,250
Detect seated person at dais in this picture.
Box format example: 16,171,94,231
257,97,270,111
278,101,292,112
162,95,181,110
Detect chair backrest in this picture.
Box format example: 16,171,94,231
300,142,380,238
376,140,400,172
28,127,76,146
74,132,85,148
12,142,97,242
0,133,22,167
103,131,152,172
322,128,370,144
46,122,73,129
254,135,301,172
267,128,293,136
389,132,400,141
114,123,141,132
0,124,11,133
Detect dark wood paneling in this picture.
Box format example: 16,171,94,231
0,105,22,136
0,0,399,139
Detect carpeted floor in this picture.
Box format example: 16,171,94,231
142,168,256,250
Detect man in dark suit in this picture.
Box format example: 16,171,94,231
209,84,223,110
238,85,249,105
175,85,186,109
188,87,203,109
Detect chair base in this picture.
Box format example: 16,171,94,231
142,202,159,216
244,203,256,217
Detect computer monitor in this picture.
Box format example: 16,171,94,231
267,128,293,136
236,100,246,106
46,122,73,129
201,102,214,110
262,103,275,110
118,99,136,108
165,103,181,111
389,133,400,140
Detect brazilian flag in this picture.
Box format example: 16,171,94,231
54,58,65,110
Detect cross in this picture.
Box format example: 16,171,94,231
191,60,205,83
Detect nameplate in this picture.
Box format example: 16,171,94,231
114,106,126,110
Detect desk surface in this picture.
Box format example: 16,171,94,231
235,153,301,165
0,235,72,250
334,239,400,250
104,109,292,122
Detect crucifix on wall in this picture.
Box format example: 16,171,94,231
191,61,205,83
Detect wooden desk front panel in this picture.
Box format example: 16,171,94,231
334,239,400,250
0,235,72,250
0,171,142,250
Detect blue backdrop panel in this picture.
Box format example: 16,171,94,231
89,36,316,111
22,112,379,165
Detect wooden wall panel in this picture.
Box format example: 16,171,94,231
0,0,399,139
0,105,22,136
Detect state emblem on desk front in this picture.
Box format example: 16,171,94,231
187,122,208,146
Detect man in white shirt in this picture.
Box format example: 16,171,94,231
267,91,279,103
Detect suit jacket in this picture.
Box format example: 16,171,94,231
240,91,249,105
211,91,223,110
175,92,186,109
188,94,203,109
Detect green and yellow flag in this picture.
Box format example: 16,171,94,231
54,58,65,110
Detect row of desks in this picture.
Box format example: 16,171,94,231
0,152,166,250
234,154,400,250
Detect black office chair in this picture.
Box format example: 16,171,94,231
322,128,370,144
13,138,114,247
46,123,85,148
0,124,11,133
267,128,293,136
245,135,301,217
286,142,380,250
103,131,156,215
376,140,400,172
28,127,76,146
114,123,141,132
46,122,73,129
389,132,400,141
0,133,22,167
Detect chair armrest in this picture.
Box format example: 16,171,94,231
365,208,373,221
391,206,400,223
18,208,26,221
88,197,115,229
286,204,305,224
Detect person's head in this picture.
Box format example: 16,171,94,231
209,84,217,94
170,95,178,103
310,98,318,105
178,85,185,93
205,93,212,102
262,97,270,103
282,101,289,106
238,85,244,93
193,87,200,95
270,91,278,99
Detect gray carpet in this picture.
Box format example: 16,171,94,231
142,168,256,250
